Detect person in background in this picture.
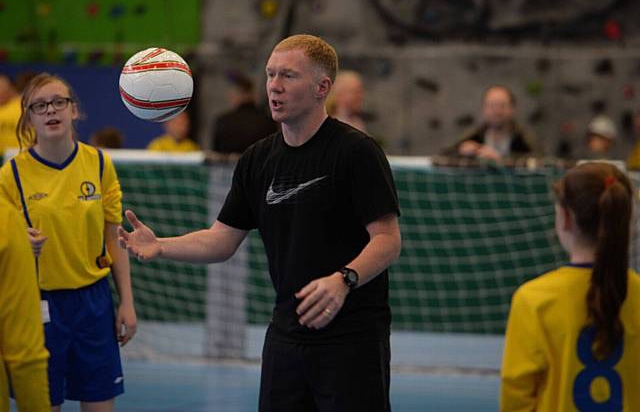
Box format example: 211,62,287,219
0,74,21,159
212,71,277,155
626,110,640,169
501,162,640,410
119,34,401,412
147,111,199,152
0,73,136,411
326,70,367,133
90,126,125,149
0,197,50,411
583,114,617,159
450,85,539,161
0,71,39,161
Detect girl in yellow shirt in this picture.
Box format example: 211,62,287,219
501,162,640,411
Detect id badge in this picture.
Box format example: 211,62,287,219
40,299,50,324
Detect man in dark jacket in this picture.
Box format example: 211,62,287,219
451,85,539,161
212,72,277,154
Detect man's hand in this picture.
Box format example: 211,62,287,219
476,144,502,161
295,272,349,329
117,210,161,262
458,140,481,157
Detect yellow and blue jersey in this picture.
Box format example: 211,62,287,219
146,134,199,152
0,197,50,411
0,141,122,291
501,265,640,411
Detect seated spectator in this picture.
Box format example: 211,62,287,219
583,114,617,159
448,85,539,161
212,71,277,154
327,70,367,132
90,126,124,149
147,111,199,152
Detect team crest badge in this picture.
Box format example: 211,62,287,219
78,181,101,201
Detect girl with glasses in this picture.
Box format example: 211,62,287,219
0,73,136,412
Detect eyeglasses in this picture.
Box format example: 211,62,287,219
29,97,73,114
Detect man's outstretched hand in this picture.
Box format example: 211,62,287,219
118,210,161,262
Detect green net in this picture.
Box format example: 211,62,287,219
389,166,566,333
118,163,209,322
116,159,568,341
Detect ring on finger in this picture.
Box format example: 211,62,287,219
324,308,332,316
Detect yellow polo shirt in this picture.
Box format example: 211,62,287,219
147,134,199,152
501,266,640,411
0,142,122,290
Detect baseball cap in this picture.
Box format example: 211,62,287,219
587,115,617,141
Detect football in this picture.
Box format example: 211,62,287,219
119,47,193,122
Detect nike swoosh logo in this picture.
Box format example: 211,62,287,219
266,176,328,205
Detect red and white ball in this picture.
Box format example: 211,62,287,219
119,47,193,122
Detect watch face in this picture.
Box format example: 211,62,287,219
343,268,358,288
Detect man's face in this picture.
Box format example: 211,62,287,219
265,48,327,124
587,134,613,154
482,88,514,128
335,77,364,114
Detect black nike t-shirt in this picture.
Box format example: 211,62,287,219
217,117,400,343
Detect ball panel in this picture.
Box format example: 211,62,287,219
119,47,193,122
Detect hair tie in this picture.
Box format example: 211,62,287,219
604,175,617,189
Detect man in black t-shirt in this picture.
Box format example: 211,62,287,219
118,34,401,412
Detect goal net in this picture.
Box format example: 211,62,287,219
99,151,635,370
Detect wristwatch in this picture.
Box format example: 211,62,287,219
340,267,359,291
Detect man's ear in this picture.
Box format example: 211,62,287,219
315,77,332,100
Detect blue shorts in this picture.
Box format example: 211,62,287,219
41,276,124,406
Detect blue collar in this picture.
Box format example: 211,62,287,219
29,141,79,170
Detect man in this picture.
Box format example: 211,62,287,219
0,198,50,411
327,70,367,132
453,85,538,161
212,72,277,154
584,114,617,159
119,34,401,411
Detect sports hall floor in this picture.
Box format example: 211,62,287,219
11,331,502,411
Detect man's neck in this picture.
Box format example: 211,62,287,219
282,110,328,147
486,122,514,138
485,126,512,140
